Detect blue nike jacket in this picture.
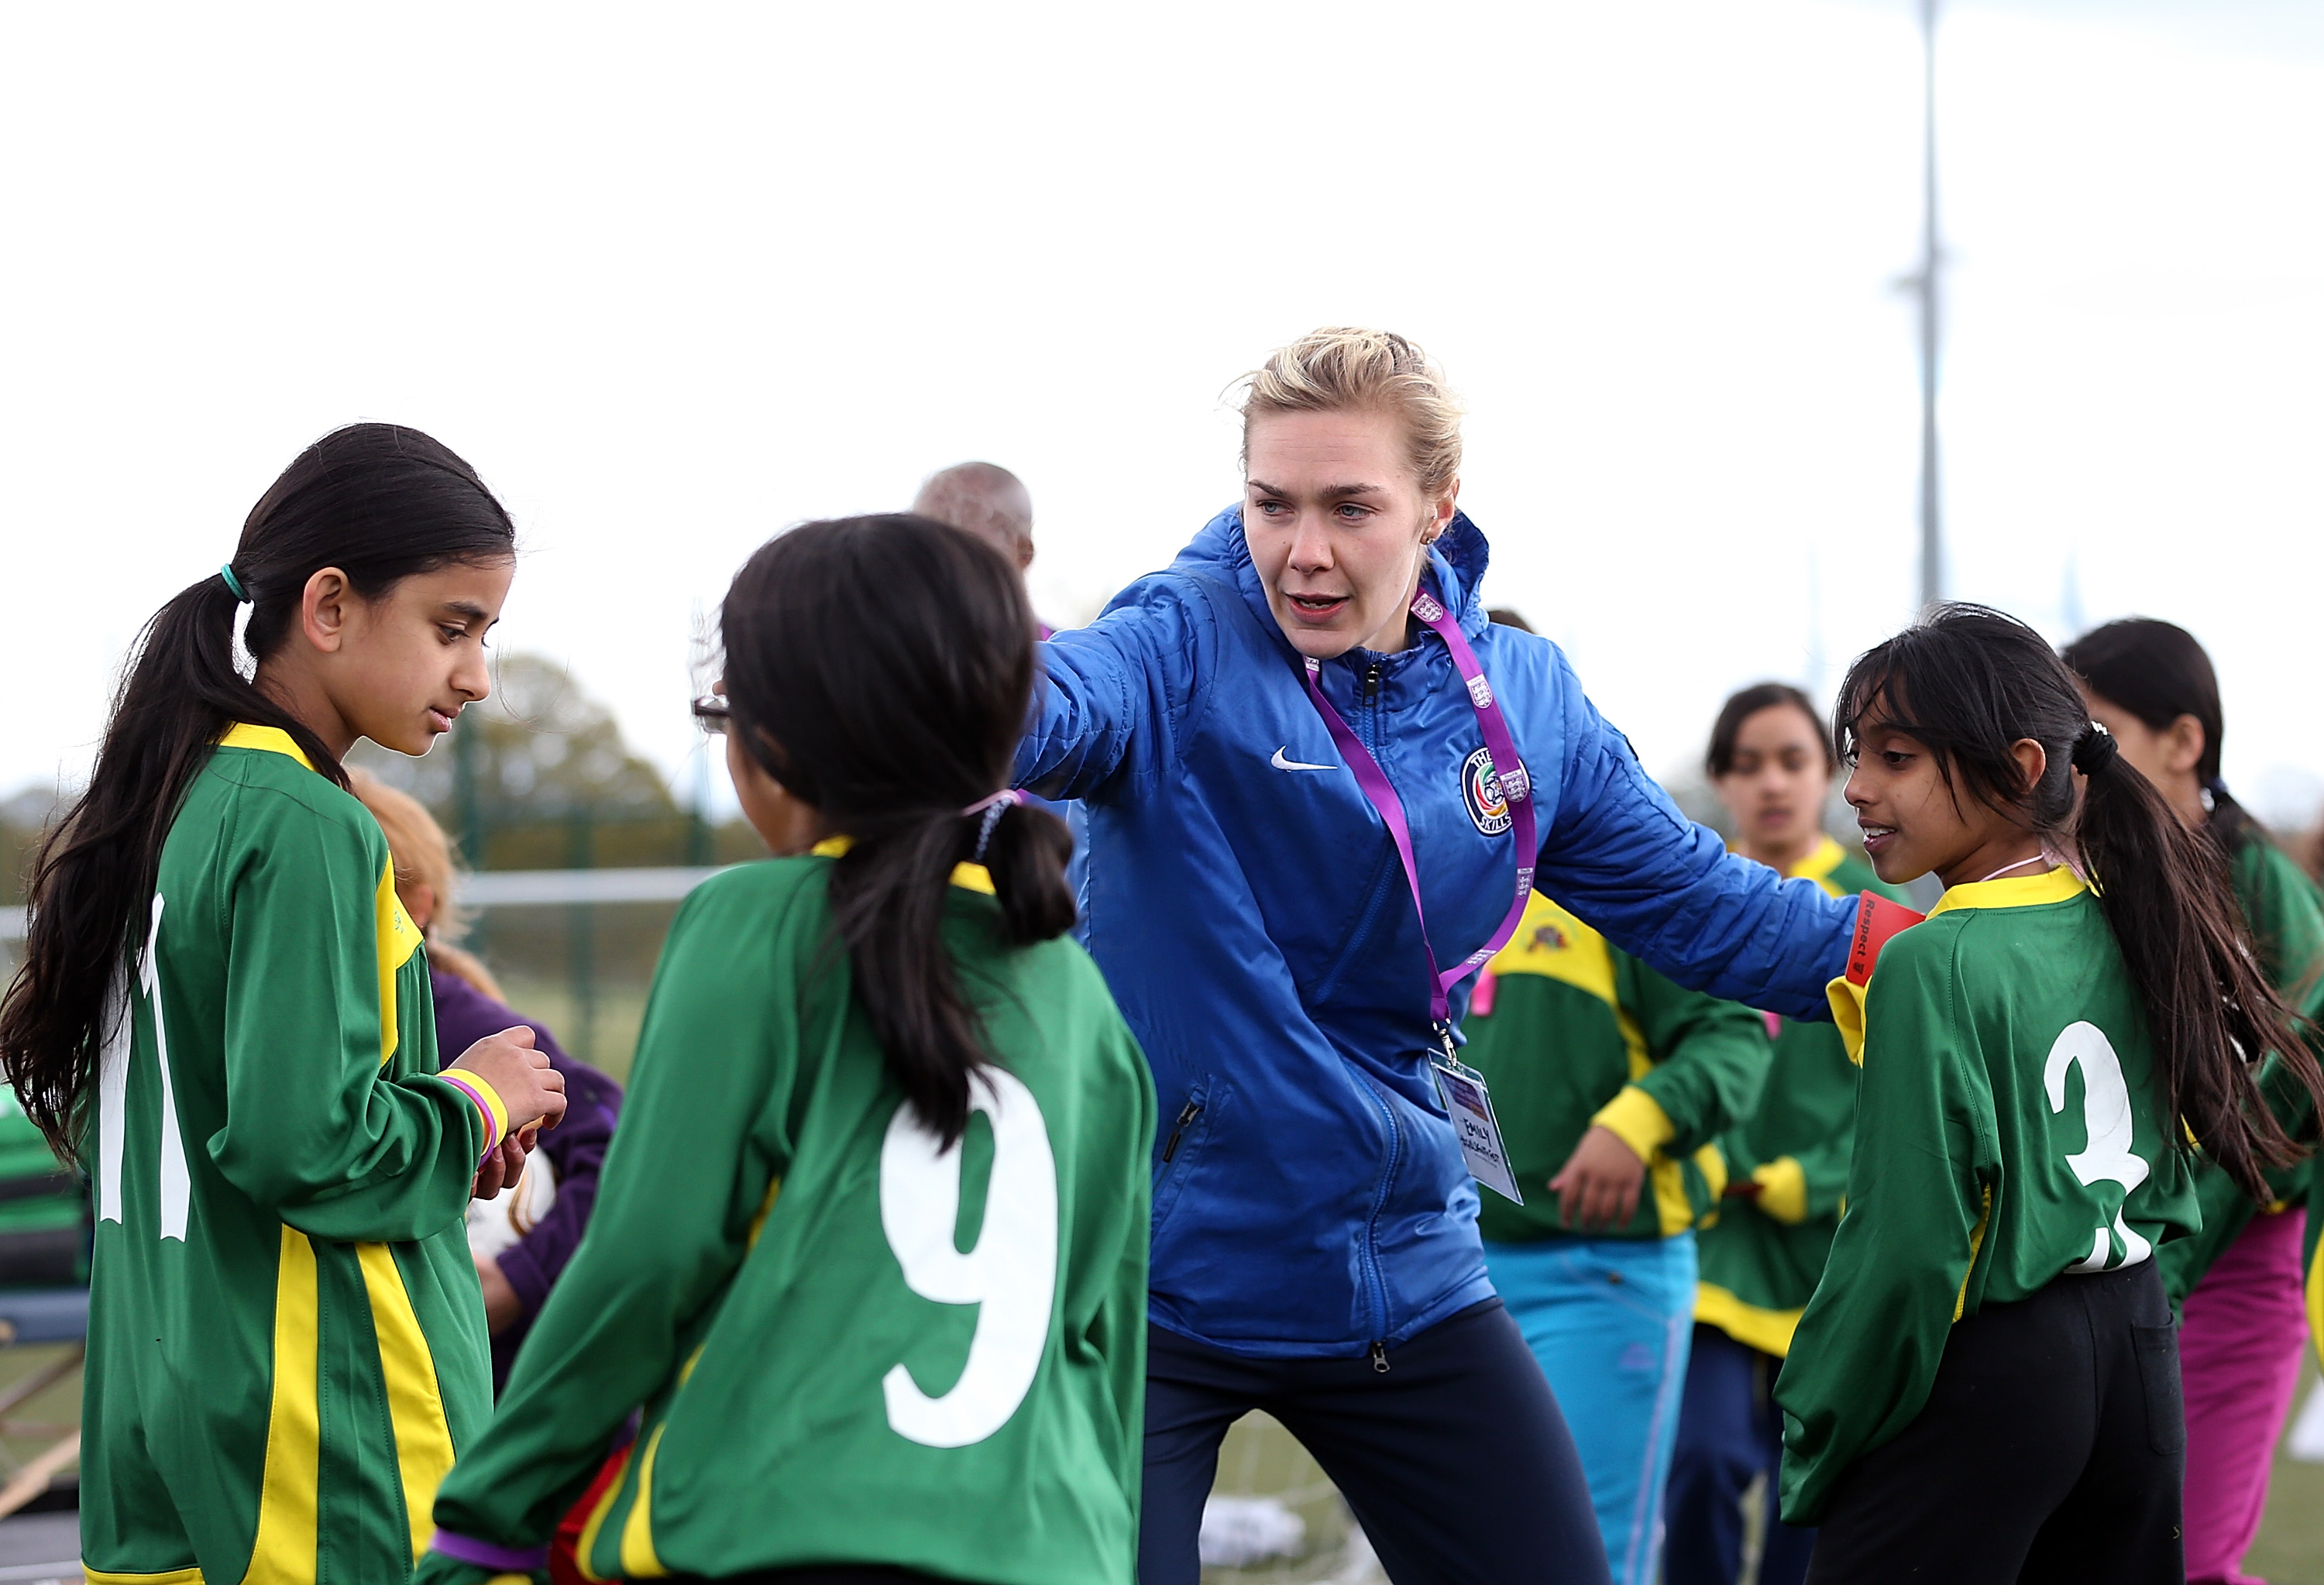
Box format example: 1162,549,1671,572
1016,507,1856,1357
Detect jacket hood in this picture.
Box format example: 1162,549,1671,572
1172,505,1495,648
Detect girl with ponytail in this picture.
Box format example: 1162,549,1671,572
0,423,568,1583
418,515,1154,1585
2064,616,2324,1585
1771,603,2323,1583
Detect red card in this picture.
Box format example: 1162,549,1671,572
1845,893,1926,986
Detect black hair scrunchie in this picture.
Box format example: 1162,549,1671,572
2072,724,2119,775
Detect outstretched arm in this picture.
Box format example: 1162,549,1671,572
1016,576,1219,803
1532,656,1855,1020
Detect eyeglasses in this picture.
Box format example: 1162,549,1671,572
691,693,731,734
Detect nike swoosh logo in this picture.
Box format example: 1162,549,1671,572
1271,747,1338,772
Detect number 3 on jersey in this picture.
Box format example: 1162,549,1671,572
2044,1020,2154,1272
878,1068,1058,1449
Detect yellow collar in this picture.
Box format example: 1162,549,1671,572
1789,834,1848,884
810,834,995,896
218,723,315,771
1929,864,2086,916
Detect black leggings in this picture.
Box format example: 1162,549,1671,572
1141,1298,1611,1585
1806,1260,2185,1584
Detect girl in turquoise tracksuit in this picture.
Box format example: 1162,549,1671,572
1461,890,1771,1585
1016,328,1857,1585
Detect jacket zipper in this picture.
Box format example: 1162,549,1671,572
1160,1101,1202,1164
1350,1067,1402,1349
1370,1340,1390,1374
1353,652,1398,1346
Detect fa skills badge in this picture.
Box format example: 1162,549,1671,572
1461,746,1514,837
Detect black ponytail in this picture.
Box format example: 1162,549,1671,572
718,514,1074,1146
0,424,517,1160
1838,603,2323,1204
2063,616,2264,860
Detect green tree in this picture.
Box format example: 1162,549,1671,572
352,652,679,830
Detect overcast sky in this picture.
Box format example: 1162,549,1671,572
5,2,2320,824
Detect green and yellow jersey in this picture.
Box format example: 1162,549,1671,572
1462,891,1770,1243
81,725,499,1585
2159,836,2324,1308
1775,868,2199,1525
420,847,1155,1585
1695,837,1910,1358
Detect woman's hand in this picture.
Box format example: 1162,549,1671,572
451,1025,568,1134
475,1253,524,1335
1548,1124,1650,1233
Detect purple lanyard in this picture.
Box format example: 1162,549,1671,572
1301,585,1538,1032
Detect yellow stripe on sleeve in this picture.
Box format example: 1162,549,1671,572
374,859,421,1068
1694,1281,1806,1358
1827,975,1870,1066
356,1243,459,1564
444,1071,511,1151
242,1227,320,1585
1592,1085,1677,1162
86,1570,206,1585
1752,1157,1810,1226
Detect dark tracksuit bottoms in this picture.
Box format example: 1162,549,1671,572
1140,1298,1613,1585
1804,1260,2185,1584
1666,1325,1816,1585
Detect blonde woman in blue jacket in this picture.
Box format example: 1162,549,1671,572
1016,328,1858,1585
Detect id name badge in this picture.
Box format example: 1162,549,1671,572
1430,1056,1524,1204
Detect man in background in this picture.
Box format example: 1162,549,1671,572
914,459,1083,899
913,461,1050,635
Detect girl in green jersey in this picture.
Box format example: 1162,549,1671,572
2063,617,2324,1585
0,424,570,1585
1666,683,1910,1585
419,516,1154,1585
1774,604,2324,1583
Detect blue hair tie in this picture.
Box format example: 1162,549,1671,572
219,564,249,601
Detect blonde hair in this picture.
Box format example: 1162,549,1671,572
1236,328,1466,499
347,768,504,1000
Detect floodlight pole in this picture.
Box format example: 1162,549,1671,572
1915,0,1943,614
